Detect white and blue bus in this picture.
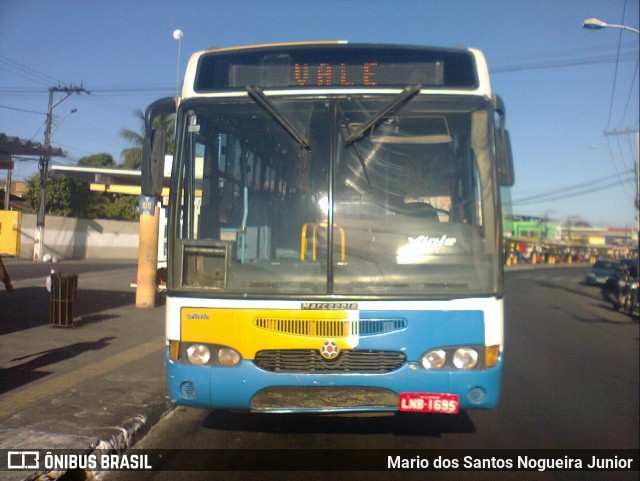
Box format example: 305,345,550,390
143,41,514,414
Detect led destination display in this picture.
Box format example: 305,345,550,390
194,45,478,90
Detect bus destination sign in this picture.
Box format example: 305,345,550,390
194,45,478,91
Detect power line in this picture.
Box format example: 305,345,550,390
490,40,638,74
618,57,639,128
1,47,637,95
0,105,45,115
605,2,627,129
512,171,634,206
0,87,48,94
605,135,635,199
0,85,173,96
0,55,58,81
491,52,637,74
90,85,173,94
512,179,633,206
0,55,58,87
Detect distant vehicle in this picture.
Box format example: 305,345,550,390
619,258,639,279
586,260,618,286
601,259,638,316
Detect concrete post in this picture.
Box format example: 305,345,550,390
136,196,159,308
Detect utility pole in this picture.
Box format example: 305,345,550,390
34,84,89,261
603,128,640,255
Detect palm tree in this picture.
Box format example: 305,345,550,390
120,108,175,170
119,109,145,169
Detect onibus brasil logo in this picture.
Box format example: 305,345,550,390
7,450,153,471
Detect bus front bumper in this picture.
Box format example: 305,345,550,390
166,348,501,413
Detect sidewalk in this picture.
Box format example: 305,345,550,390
0,258,171,481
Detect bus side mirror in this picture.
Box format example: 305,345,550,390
141,97,176,197
492,95,515,187
142,128,166,196
497,129,515,187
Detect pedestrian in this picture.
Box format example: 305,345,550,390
0,253,13,292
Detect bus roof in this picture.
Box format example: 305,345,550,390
201,40,350,54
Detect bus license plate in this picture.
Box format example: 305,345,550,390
399,393,459,414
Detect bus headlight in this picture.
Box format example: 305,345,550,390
419,345,496,370
453,347,479,369
186,344,211,365
218,348,241,366
180,343,243,366
420,349,446,369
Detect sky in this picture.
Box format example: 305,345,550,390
1,0,638,228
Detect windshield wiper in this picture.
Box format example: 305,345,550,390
338,102,372,189
246,86,310,150
344,84,422,144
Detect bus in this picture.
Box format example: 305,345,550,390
142,41,514,415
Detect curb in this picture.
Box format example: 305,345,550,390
21,398,174,481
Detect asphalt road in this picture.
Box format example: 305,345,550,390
104,266,639,481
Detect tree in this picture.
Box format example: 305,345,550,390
120,109,175,170
120,109,145,169
78,153,138,220
101,195,138,219
24,172,101,218
79,153,116,167
565,216,591,228
24,153,138,220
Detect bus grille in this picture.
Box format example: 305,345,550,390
254,349,406,373
254,318,407,337
250,386,398,410
359,318,407,335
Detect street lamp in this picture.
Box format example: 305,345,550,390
51,108,78,138
583,16,640,283
582,17,640,34
35,99,81,261
173,29,183,98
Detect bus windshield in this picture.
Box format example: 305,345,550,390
172,94,499,297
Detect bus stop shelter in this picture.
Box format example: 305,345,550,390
0,132,67,209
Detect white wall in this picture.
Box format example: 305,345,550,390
20,213,139,260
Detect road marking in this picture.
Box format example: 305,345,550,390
0,336,165,419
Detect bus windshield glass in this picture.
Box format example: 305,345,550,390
173,94,498,297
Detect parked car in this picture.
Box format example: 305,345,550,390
585,260,619,286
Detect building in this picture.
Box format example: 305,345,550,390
509,214,636,249
508,215,562,242
0,180,28,211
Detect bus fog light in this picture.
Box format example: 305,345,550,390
186,344,211,365
181,381,197,398
453,347,478,369
467,386,486,404
218,348,241,366
420,349,446,369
